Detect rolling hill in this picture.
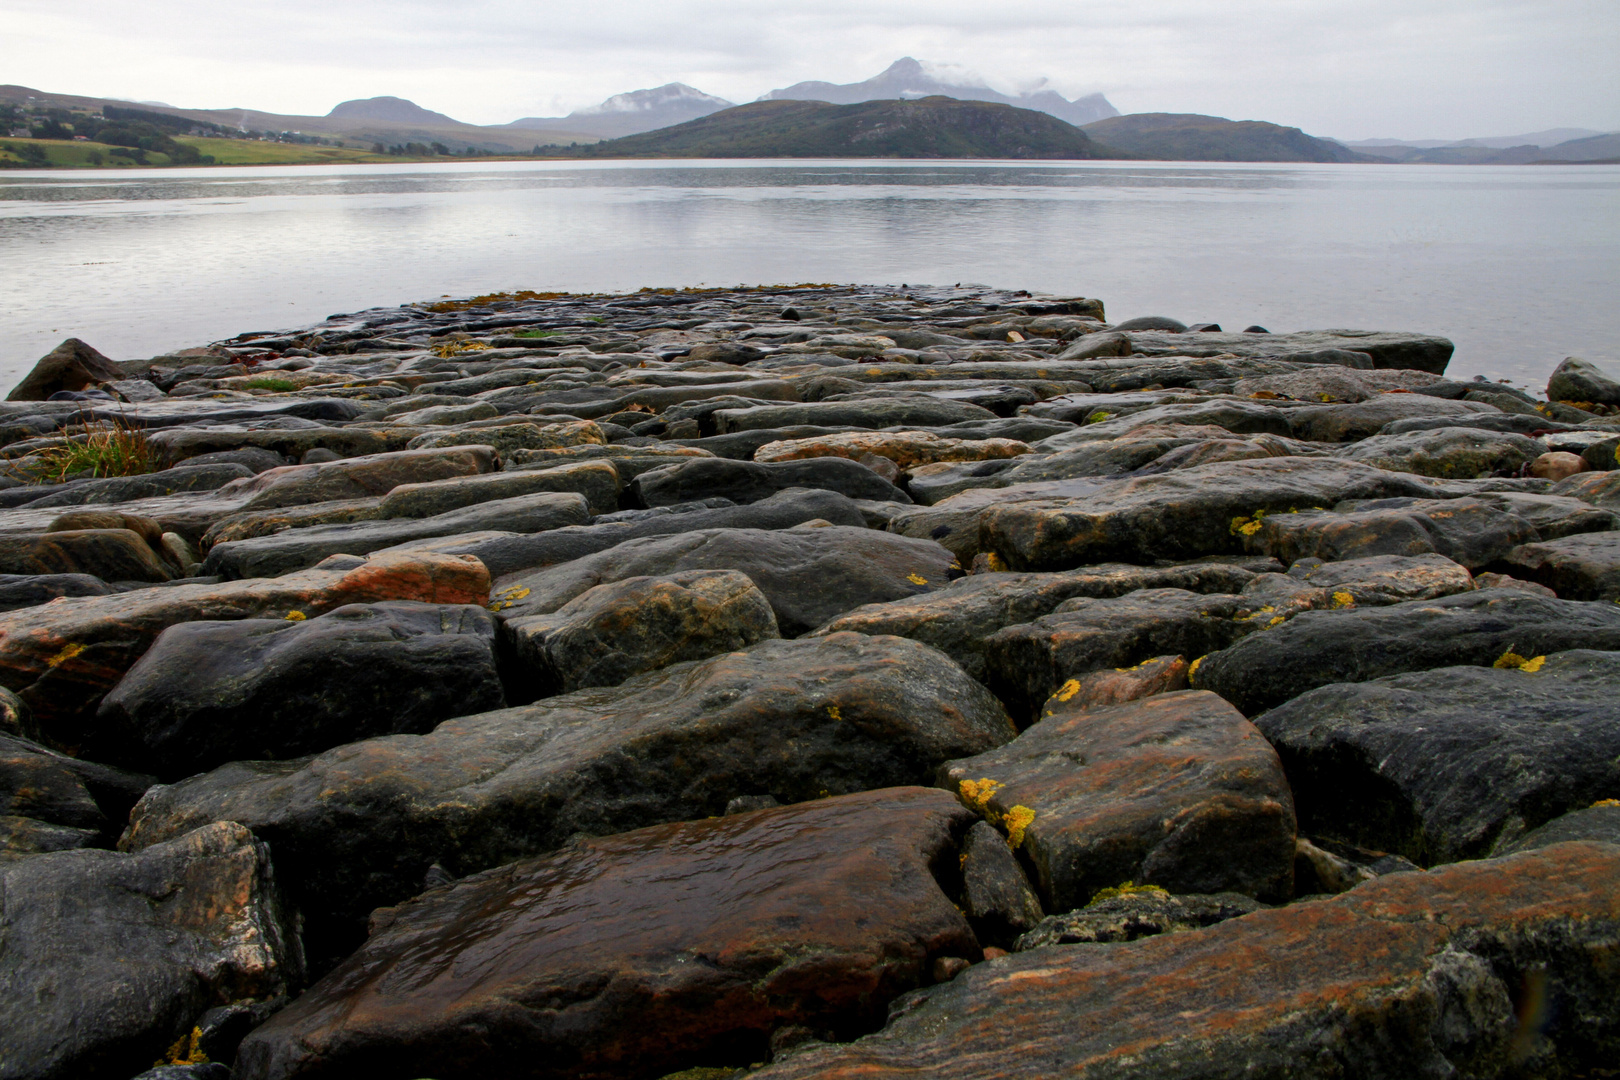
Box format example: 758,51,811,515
504,83,736,141
558,97,1119,159
1080,113,1372,162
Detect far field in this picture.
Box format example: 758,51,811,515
0,136,455,169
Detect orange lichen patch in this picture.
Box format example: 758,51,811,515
1187,656,1205,684
1052,679,1081,703
958,778,1004,814
1592,798,1619,808
827,704,843,721
907,573,929,586
1003,805,1035,849
431,340,493,359
158,1027,208,1066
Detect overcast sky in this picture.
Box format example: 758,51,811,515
5,0,1616,139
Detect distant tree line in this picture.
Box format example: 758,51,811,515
371,141,499,157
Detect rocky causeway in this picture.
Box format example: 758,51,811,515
0,283,1617,1080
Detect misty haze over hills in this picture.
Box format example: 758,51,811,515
1339,128,1607,150
326,96,462,127
760,58,1119,128
503,84,735,140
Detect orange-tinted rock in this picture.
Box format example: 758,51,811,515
1531,451,1587,481
753,842,1620,1080
232,788,978,1080
0,550,490,748
753,430,1032,470
1039,654,1189,713
940,690,1295,911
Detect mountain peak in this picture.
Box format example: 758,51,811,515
327,96,460,126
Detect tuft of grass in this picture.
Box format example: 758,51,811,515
27,417,153,483
244,377,299,392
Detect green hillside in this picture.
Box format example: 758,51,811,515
560,97,1120,159
1081,113,1371,162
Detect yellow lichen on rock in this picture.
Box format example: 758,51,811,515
1493,648,1546,672
44,642,86,667
284,610,306,621
958,777,1003,813
1053,679,1081,703
1331,591,1356,609
1003,805,1035,849
1089,881,1170,904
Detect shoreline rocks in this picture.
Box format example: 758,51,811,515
1,284,1617,1077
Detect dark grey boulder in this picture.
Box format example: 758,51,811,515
388,487,868,579
199,490,590,579
813,561,1266,682
2,732,154,855
628,455,910,508
0,821,302,1080
982,589,1260,721
1192,589,1620,716
378,459,621,517
501,569,779,701
1254,650,1620,863
175,446,289,473
6,338,124,402
939,690,1296,912
1547,356,1620,406
0,528,173,583
89,602,504,780
1494,803,1620,855
1335,427,1543,479
1240,497,1538,569
1112,316,1187,333
495,523,960,637
19,463,254,508
121,633,1014,955
1014,890,1262,950
959,820,1045,948
1476,491,1617,539
1501,531,1620,600
0,571,115,612
1286,395,1498,442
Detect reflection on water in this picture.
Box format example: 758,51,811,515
1,159,1616,387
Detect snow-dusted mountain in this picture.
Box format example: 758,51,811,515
504,83,735,140
759,58,1118,128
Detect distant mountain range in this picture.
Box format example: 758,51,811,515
1340,131,1620,164
558,97,1114,159
1083,114,1371,163
502,84,735,140
758,58,1119,128
1339,128,1605,150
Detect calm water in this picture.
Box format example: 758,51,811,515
2,159,1617,390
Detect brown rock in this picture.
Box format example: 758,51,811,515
750,842,1620,1080
939,690,1296,912
201,497,387,547
0,550,490,748
1038,654,1189,713
6,338,125,401
231,789,978,1080
0,528,173,583
1531,450,1588,481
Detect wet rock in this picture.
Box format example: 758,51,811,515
199,490,590,579
387,400,499,426
1284,394,1497,442
1,731,153,856
1254,650,1620,863
751,842,1620,1080
812,561,1263,682
712,397,997,433
495,524,958,637
939,690,1296,911
147,425,395,469
1038,654,1190,711
0,528,173,583
90,602,504,779
1013,887,1261,949
121,633,1013,954
1055,331,1131,359
753,430,1031,470
1335,427,1543,478
1475,490,1617,538
983,589,1259,720
232,789,977,1080
1231,366,1441,402
1495,802,1620,854
407,419,606,453
628,456,910,508
958,820,1045,948
230,445,495,512
379,459,621,518
1191,588,1620,715
1240,497,1538,569
1501,532,1620,600
1276,552,1476,608
1112,316,1187,333
19,463,256,508
177,446,292,474
501,569,779,701
388,488,867,580
0,550,490,746
6,338,124,402
980,458,1435,570
1579,437,1620,472
200,496,386,546
1470,571,1557,597
1550,468,1620,509
1547,356,1620,406
0,821,303,1080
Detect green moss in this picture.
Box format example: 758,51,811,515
244,377,298,391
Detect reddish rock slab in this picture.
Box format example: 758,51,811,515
750,842,1620,1080
0,550,490,748
939,690,1295,912
233,788,979,1080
